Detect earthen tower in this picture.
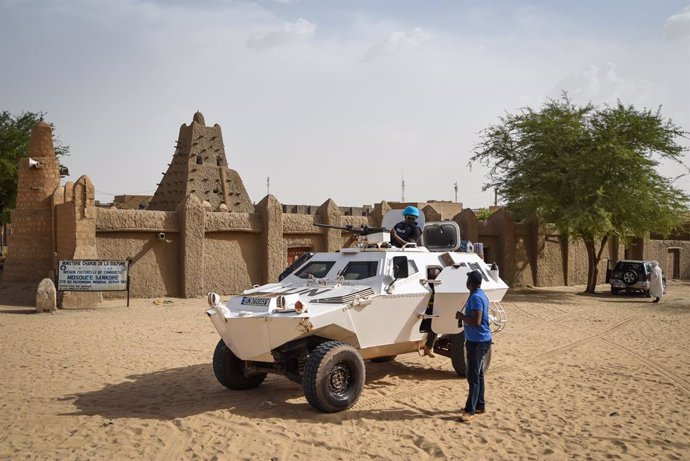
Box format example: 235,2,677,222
3,122,61,283
147,112,254,212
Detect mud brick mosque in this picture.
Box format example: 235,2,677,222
1,113,688,307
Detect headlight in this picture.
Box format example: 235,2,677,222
207,292,221,307
294,300,305,313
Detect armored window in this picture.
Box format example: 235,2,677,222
196,155,203,165
407,260,418,275
340,261,378,280
294,261,336,279
422,223,459,250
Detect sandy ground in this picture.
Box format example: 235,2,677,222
0,283,689,460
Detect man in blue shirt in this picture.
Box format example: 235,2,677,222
458,270,492,423
390,206,422,247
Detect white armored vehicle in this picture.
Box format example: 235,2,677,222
206,210,508,413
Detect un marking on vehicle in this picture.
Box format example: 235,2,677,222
241,297,270,307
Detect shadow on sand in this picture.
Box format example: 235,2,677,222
506,286,656,305
63,359,459,422
0,283,36,309
503,288,573,304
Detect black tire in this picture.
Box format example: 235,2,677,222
622,270,639,285
213,339,267,390
370,355,397,363
450,333,467,377
303,341,365,413
644,290,651,298
450,333,492,377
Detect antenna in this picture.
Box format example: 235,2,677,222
454,181,458,203
401,172,405,202
267,177,270,196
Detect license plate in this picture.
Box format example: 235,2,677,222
240,297,270,307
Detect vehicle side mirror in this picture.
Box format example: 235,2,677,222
392,256,409,279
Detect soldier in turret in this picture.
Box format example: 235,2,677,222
390,206,422,247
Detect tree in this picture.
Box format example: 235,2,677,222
0,111,69,224
471,95,689,293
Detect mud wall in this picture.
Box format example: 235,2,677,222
644,239,690,280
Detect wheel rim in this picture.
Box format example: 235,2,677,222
328,363,352,395
623,271,636,284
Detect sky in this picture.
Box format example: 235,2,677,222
1,0,689,209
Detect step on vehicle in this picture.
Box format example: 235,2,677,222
206,210,509,413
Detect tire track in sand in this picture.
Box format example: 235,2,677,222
535,315,641,361
358,316,642,409
599,338,690,394
153,420,188,461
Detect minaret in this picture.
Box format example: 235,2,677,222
148,112,254,212
2,122,61,283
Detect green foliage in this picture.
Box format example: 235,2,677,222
0,111,69,224
471,95,689,243
471,94,689,292
474,208,493,221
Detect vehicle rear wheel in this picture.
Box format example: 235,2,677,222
450,333,492,377
370,355,397,363
213,339,267,390
303,341,365,413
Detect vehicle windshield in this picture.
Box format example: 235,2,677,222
294,261,336,279
340,261,379,280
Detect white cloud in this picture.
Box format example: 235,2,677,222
556,63,665,107
246,17,315,50
664,5,690,40
363,27,432,62
1,2,686,208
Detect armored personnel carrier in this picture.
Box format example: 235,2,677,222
206,210,508,413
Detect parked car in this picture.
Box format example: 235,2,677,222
608,259,665,296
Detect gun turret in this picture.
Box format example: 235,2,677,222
314,223,388,236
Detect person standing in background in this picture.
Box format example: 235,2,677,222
650,261,664,303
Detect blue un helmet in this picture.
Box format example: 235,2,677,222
402,205,420,218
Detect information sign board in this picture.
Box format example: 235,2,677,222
58,260,129,292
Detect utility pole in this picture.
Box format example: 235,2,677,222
454,182,458,203
494,188,498,207
401,172,405,202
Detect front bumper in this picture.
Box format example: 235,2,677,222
207,307,313,362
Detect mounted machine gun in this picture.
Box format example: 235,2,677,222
313,223,390,247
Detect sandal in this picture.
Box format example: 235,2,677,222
457,412,474,423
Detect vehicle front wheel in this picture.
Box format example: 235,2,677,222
213,339,267,390
449,333,492,377
303,341,365,413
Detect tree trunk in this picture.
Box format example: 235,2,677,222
584,236,609,294
585,239,597,293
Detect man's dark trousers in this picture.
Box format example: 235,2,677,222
464,340,492,414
